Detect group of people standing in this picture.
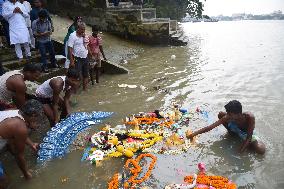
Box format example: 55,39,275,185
0,1,107,185
0,0,57,72
65,18,106,90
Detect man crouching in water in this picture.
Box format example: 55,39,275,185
35,69,80,126
187,100,266,154
0,100,43,184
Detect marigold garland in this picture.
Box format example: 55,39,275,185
124,153,157,188
125,117,174,128
184,175,237,189
108,173,119,189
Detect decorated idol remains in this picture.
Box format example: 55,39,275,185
81,104,214,164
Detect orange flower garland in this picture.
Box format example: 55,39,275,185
184,175,237,189
108,173,119,189
125,117,175,128
124,153,157,188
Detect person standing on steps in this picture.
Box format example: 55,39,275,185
68,22,89,91
19,0,35,48
32,9,58,73
2,0,31,62
63,16,82,71
30,0,53,32
88,25,106,84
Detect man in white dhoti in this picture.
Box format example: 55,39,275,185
2,0,31,61
20,0,35,48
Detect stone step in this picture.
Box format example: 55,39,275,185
171,31,183,39
179,35,189,42
0,50,40,62
2,54,42,70
169,30,177,35
142,11,155,20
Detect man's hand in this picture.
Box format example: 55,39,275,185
186,130,194,139
30,143,39,153
13,7,22,14
13,8,19,13
24,170,32,180
69,59,75,68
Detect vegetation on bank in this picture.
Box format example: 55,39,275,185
143,0,204,20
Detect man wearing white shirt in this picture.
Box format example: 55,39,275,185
19,0,35,48
2,0,31,61
68,22,89,91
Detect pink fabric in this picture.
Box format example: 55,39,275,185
88,35,102,55
198,162,206,172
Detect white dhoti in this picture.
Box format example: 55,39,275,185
2,1,31,58
9,27,30,45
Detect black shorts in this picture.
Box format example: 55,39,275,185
75,57,89,78
37,97,52,105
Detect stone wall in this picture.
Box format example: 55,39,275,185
46,0,172,45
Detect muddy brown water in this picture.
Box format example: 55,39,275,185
2,20,284,189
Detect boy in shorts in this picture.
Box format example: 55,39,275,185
88,25,106,84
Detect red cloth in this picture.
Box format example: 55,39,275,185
0,100,16,111
88,35,102,55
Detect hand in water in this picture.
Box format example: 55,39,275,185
31,143,39,152
24,170,33,180
186,130,194,139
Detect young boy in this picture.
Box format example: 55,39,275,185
32,9,58,72
187,100,266,154
88,25,106,84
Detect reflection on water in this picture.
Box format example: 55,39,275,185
4,20,284,189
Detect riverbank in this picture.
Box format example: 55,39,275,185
51,15,142,64
1,20,284,189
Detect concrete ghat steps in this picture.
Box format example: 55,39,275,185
171,31,183,39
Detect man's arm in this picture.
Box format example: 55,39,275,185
99,45,106,60
2,3,14,20
98,37,106,60
67,34,75,67
7,76,27,108
46,10,54,32
68,46,75,67
187,117,225,138
63,89,72,117
50,79,64,124
239,115,255,152
25,137,39,152
18,6,29,18
32,20,41,37
13,121,32,179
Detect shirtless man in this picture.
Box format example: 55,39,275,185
0,63,42,110
187,100,266,154
0,99,43,182
35,69,80,126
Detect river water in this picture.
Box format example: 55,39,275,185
4,20,284,189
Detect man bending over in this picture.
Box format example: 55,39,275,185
187,100,266,154
0,64,41,110
0,99,43,181
35,69,80,126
